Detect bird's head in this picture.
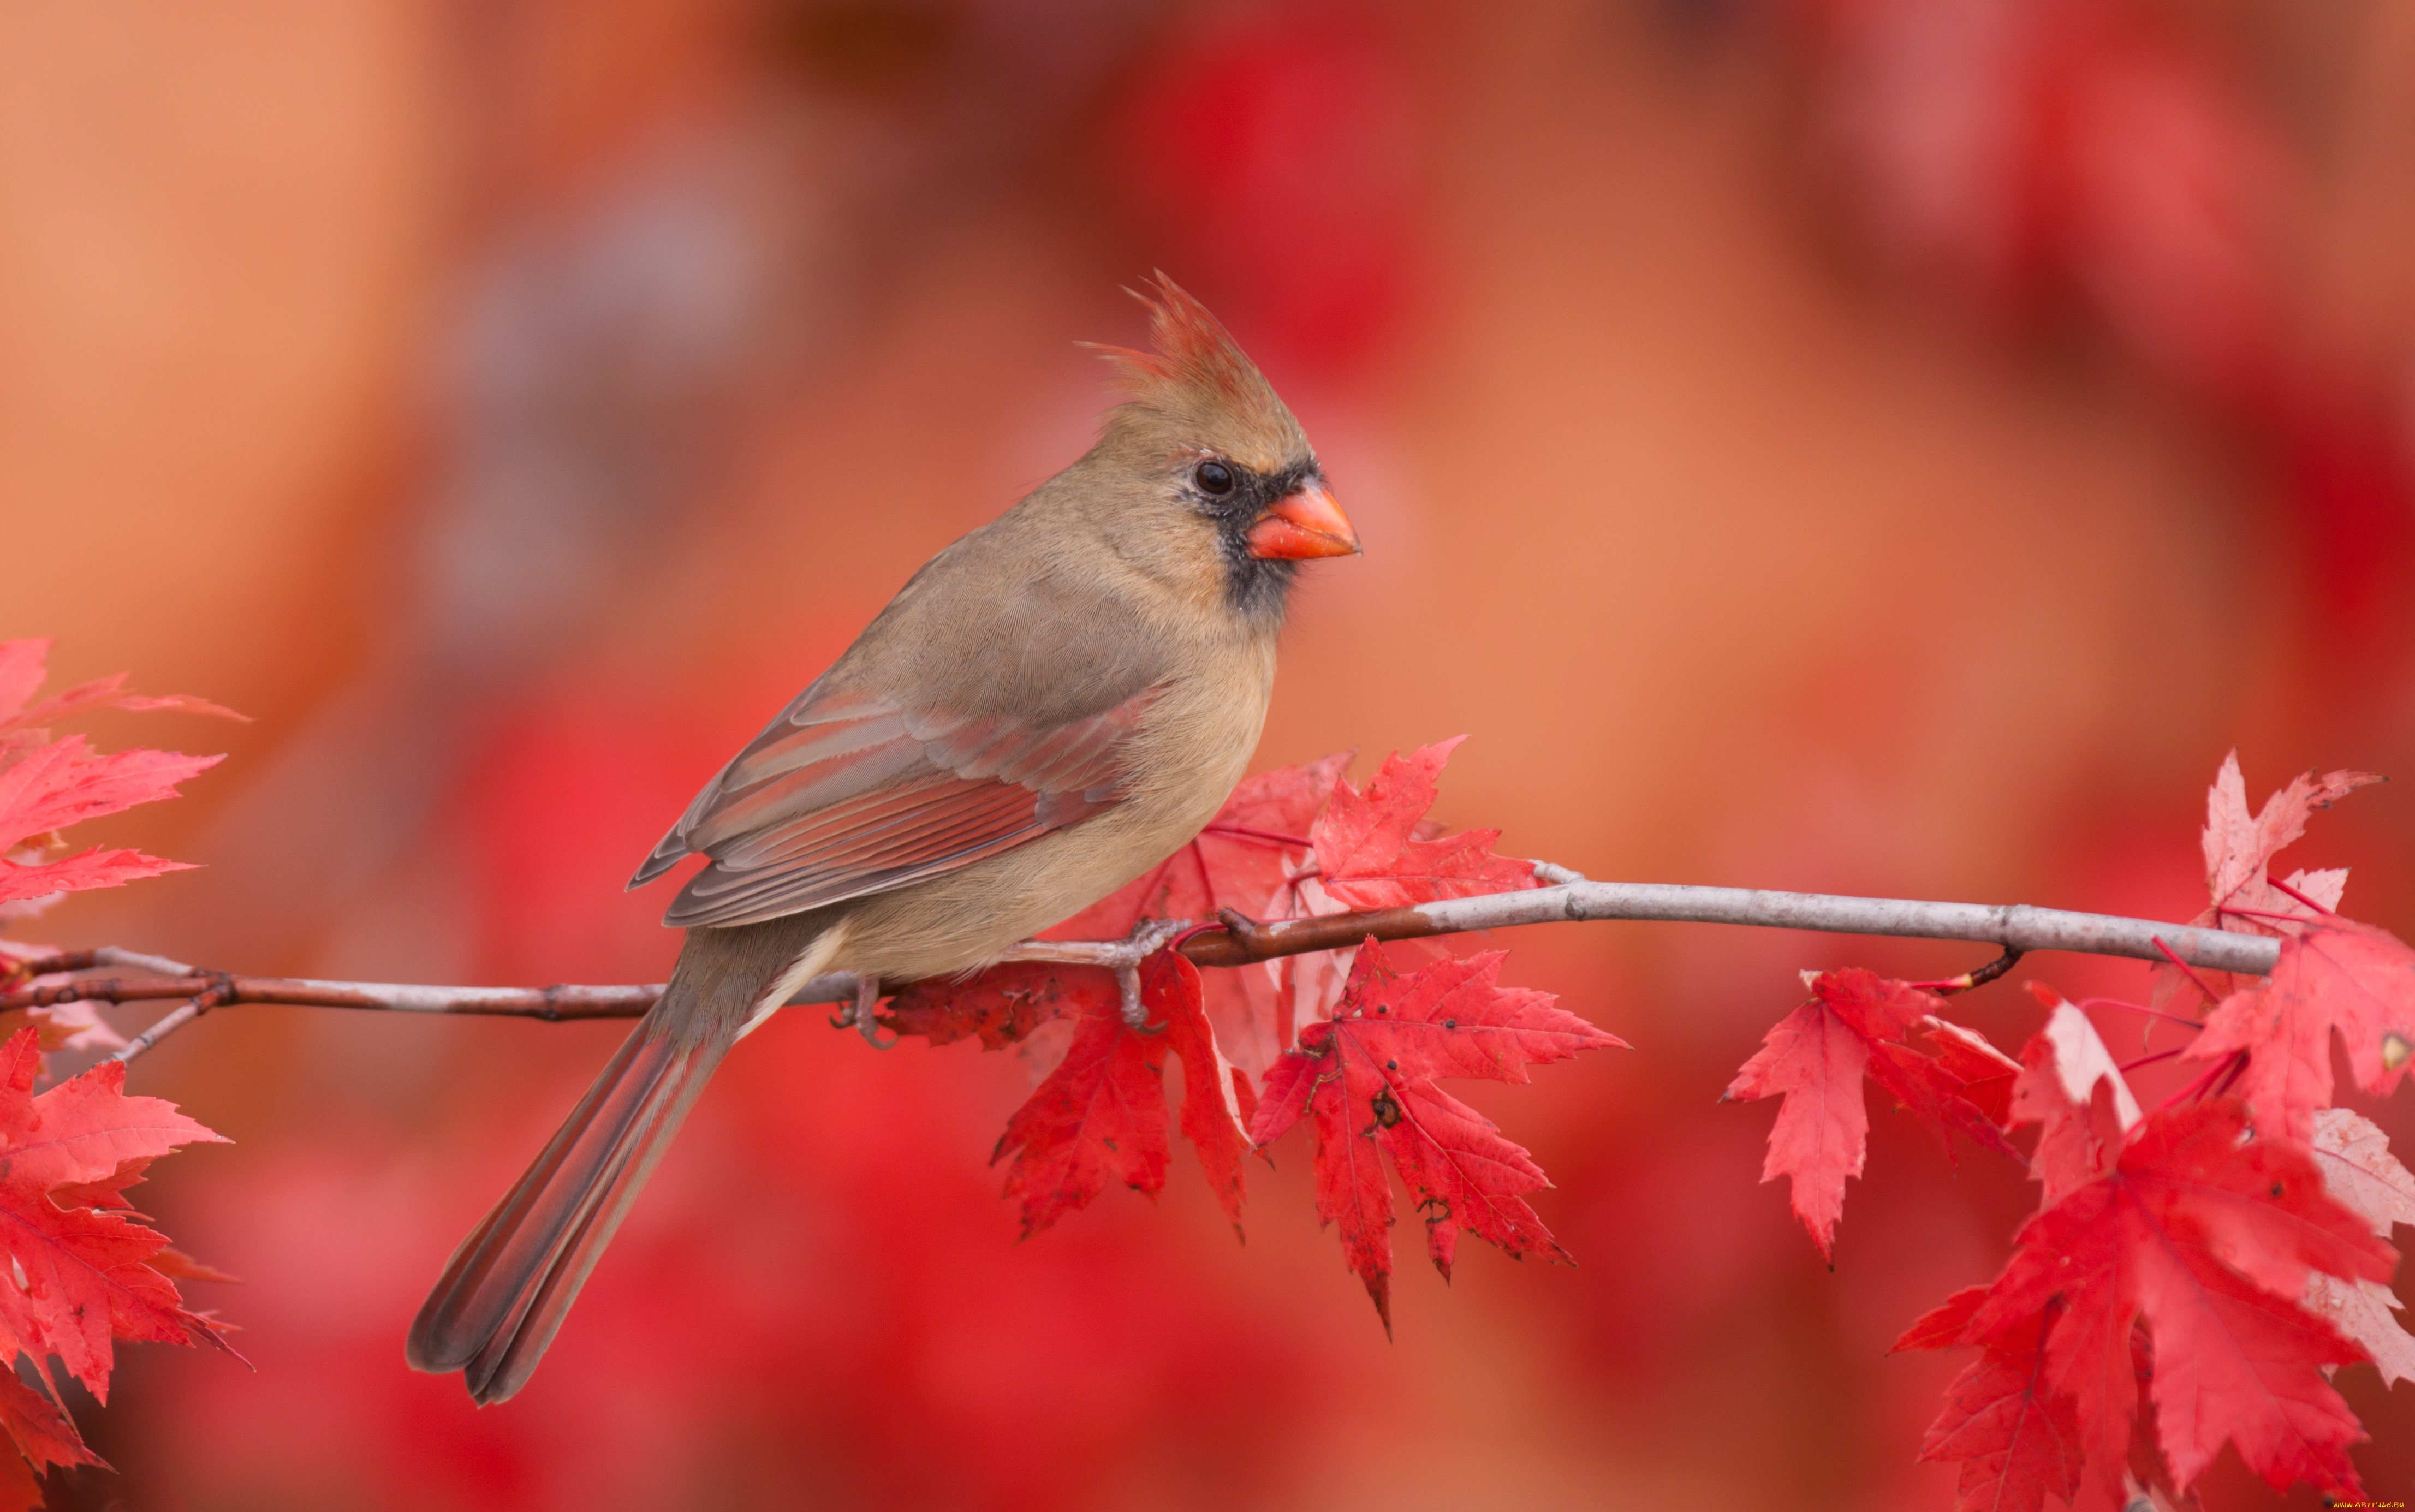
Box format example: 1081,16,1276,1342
1084,274,1358,626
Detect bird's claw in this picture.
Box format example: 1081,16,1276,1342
830,973,897,1049
992,919,1183,1031
852,975,897,1049
1116,962,1167,1032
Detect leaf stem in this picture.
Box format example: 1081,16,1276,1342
2148,936,2227,1007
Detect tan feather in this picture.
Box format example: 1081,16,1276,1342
1088,271,1308,476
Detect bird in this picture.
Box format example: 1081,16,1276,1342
405,274,1359,1404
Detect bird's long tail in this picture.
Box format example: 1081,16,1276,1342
407,918,827,1404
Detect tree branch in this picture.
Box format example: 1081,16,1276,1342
1187,870,2281,974
0,871,2280,1056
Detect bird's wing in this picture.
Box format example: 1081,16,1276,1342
629,677,1162,929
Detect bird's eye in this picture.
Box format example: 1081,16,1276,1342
1194,460,1234,496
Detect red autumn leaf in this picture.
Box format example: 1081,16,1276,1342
2008,995,2139,1207
1896,1283,1989,1353
2132,1245,2371,1495
1246,941,1617,1331
48,1157,154,1215
1913,1311,2084,1512
882,960,1107,1051
0,740,221,907
0,1032,228,1403
1726,991,1870,1257
1247,1034,1319,1148
1375,1077,1551,1284
2184,913,2415,1140
981,953,1242,1239
0,641,242,743
893,951,1256,1227
6,1060,224,1198
1153,952,1250,1233
2199,752,2378,925
0,740,218,846
1723,969,2017,1258
0,639,240,753
0,1449,38,1512
145,1245,240,1286
1917,1098,2393,1498
0,1374,95,1484
2151,753,2380,1015
990,973,1169,1238
1308,737,1537,910
1298,1028,1400,1334
2301,1108,2415,1387
1049,752,1349,1075
1926,1017,2020,1126
2309,1107,2415,1235
0,641,237,910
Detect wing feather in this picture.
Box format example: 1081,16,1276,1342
635,678,1162,930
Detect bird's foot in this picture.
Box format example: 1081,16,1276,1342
825,972,896,1049
996,919,1186,1030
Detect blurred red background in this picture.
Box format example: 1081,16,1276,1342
5,0,2414,1507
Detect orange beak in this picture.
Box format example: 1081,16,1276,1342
1244,482,1360,561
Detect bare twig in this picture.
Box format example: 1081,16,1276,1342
109,976,235,1064
3,947,199,980
1910,946,2024,996
1188,880,2283,975
0,872,2288,1035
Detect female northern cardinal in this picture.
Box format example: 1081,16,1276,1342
407,275,1357,1403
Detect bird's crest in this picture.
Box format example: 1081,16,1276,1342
1090,273,1305,470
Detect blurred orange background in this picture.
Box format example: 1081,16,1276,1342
5,1,2415,1507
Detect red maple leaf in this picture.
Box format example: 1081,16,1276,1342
0,1374,95,1483
1154,953,1251,1233
2151,753,2380,1015
0,640,240,745
1048,753,1347,1075
915,953,1244,1238
1906,1097,2394,1498
2198,753,2378,925
0,1031,229,1395
1044,741,1537,1078
0,1027,228,1491
1927,1017,2020,1126
1723,970,2018,1258
1308,737,1536,910
882,961,1104,1051
2301,1108,2415,1387
2009,993,2139,1207
0,639,237,911
1910,1305,2084,1512
1246,940,1620,1331
2184,912,2415,1140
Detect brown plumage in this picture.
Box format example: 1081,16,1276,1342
406,275,1358,1404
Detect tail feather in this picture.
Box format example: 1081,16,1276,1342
408,916,825,1403
406,1019,736,1401
406,1025,667,1372
463,1035,730,1403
